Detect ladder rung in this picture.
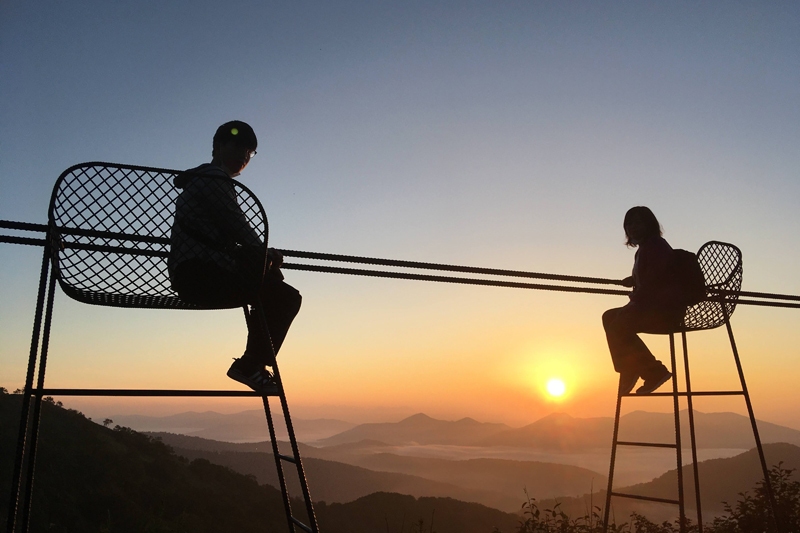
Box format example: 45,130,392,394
34,388,281,397
610,491,679,505
616,441,677,449
621,390,743,397
290,516,313,533
279,453,297,464
687,390,744,396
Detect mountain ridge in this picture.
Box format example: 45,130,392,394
152,431,606,512
322,410,800,449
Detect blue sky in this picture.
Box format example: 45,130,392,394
1,1,799,425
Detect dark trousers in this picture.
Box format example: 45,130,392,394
602,303,682,379
172,258,301,367
245,276,302,366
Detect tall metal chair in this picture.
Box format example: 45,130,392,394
602,241,780,533
6,162,318,533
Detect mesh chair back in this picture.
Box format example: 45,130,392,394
680,241,742,331
48,162,267,309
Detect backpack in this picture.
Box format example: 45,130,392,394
674,249,706,306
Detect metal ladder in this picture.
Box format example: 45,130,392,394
601,316,780,533
249,304,319,533
6,257,319,533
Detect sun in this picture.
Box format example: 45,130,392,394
546,378,566,397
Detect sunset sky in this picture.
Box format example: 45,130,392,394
1,1,799,429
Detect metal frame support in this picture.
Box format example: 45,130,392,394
602,320,782,532
6,282,319,533
5,247,50,533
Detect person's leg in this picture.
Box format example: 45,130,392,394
603,305,657,375
172,259,276,393
603,303,681,375
256,276,302,366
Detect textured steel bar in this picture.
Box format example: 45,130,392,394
5,218,800,306
682,331,704,532
6,249,50,533
711,288,800,302
0,220,47,232
280,248,624,285
263,394,295,533
621,391,744,397
718,298,800,309
610,492,680,505
251,303,299,533
0,236,46,246
36,389,266,397
602,387,623,532
283,263,630,295
669,333,686,532
21,259,59,532
54,225,169,245
277,368,319,533
290,517,313,533
616,441,677,449
279,454,297,464
725,312,782,532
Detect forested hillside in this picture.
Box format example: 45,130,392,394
0,391,521,533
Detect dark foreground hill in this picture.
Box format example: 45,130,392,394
0,392,521,533
535,442,800,522
0,393,287,532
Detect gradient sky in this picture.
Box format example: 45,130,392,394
1,1,799,428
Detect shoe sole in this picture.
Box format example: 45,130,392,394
636,372,672,394
227,368,279,395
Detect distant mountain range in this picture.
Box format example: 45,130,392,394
151,432,605,512
3,392,797,530
320,411,800,450
117,409,800,451
151,432,800,522
318,412,512,446
112,409,356,442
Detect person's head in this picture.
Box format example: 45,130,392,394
623,206,662,247
211,120,258,177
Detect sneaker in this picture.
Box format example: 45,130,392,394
227,358,278,395
636,365,672,394
618,372,639,395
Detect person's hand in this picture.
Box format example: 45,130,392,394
267,247,284,269
621,276,635,288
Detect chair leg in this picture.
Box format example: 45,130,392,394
6,249,50,533
262,395,295,533
252,301,319,533
669,333,686,533
247,304,296,533
602,383,623,532
724,315,782,532
682,331,703,532
19,269,59,533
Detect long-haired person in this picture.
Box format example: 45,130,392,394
603,206,685,394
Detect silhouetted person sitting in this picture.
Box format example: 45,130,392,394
168,120,302,393
603,206,685,395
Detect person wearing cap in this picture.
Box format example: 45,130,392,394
168,120,301,393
